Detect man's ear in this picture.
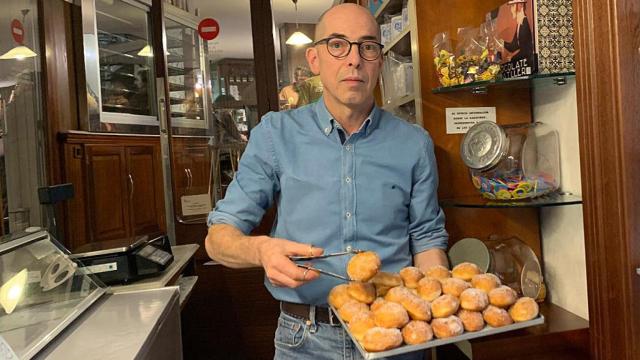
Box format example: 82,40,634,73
306,47,321,75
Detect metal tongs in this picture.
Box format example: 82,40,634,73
290,248,365,281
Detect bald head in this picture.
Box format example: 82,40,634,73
315,3,380,41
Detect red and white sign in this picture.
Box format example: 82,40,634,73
11,19,24,44
198,18,219,41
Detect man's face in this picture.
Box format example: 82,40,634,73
306,6,382,109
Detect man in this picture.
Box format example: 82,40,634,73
206,4,448,359
278,66,312,109
503,0,533,62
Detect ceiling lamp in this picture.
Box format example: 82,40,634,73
137,44,154,57
285,0,312,46
0,9,38,61
0,269,27,314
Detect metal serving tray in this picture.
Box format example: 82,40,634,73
330,305,544,360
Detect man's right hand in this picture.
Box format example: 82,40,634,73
256,236,324,288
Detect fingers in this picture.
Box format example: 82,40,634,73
282,240,324,257
266,266,320,288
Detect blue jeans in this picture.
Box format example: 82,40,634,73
274,309,425,360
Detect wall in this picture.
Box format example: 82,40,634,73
534,78,589,320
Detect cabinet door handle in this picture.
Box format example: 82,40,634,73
128,174,134,199
184,168,190,190
187,168,193,189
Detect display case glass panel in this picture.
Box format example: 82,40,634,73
0,231,105,359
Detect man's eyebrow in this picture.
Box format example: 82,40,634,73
324,33,379,41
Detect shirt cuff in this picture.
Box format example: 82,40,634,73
410,231,449,254
207,210,253,235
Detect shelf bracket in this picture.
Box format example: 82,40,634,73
553,77,568,86
471,86,488,95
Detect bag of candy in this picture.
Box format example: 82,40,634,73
432,31,457,87
455,27,483,84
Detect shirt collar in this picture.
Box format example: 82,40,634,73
314,96,382,137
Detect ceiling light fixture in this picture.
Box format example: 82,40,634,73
285,0,312,46
0,9,38,61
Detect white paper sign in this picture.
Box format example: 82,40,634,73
445,107,496,134
181,194,212,216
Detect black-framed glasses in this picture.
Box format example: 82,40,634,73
314,37,384,61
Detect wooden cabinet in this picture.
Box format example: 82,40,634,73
61,133,165,250
171,137,211,221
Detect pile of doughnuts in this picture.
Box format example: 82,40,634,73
328,252,540,353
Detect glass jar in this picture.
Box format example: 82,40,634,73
448,236,544,300
460,121,561,200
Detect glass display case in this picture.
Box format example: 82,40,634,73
0,230,105,359
80,0,211,133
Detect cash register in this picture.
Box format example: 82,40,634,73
71,233,174,285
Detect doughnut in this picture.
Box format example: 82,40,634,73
459,288,489,311
328,284,353,309
372,301,409,328
384,286,412,304
370,297,387,312
508,297,539,322
441,277,471,297
361,327,403,352
347,281,376,304
347,251,381,282
401,320,433,345
452,262,482,281
338,300,369,323
417,277,442,301
399,267,424,289
471,273,501,293
370,271,403,297
424,265,451,281
348,311,376,341
431,294,460,318
400,294,432,322
488,285,518,308
483,305,514,327
431,315,464,339
457,309,485,332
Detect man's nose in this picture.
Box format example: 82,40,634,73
346,44,362,68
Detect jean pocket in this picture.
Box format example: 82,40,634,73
274,314,307,349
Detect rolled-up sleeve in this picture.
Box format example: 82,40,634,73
207,116,280,234
408,131,448,254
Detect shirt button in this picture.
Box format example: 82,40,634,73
345,145,352,151
346,245,353,252
345,212,351,218
345,177,351,183
324,127,331,135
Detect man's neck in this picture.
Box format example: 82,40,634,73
324,96,374,135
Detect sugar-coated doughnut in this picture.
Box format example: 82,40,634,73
508,297,539,322
338,300,369,323
431,294,460,318
459,288,489,311
372,301,409,328
399,267,424,289
401,320,433,345
348,311,376,341
384,286,412,304
347,251,381,282
424,265,451,281
347,281,376,304
361,327,403,352
483,305,514,327
370,271,403,297
488,285,518,308
431,315,464,339
417,277,442,302
471,273,502,293
441,277,471,298
457,309,485,332
452,262,482,281
370,297,387,312
400,294,432,322
328,284,353,309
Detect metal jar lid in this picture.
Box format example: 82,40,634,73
447,237,491,272
460,121,508,171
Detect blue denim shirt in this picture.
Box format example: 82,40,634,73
208,98,448,306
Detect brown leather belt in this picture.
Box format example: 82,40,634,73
281,301,339,326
